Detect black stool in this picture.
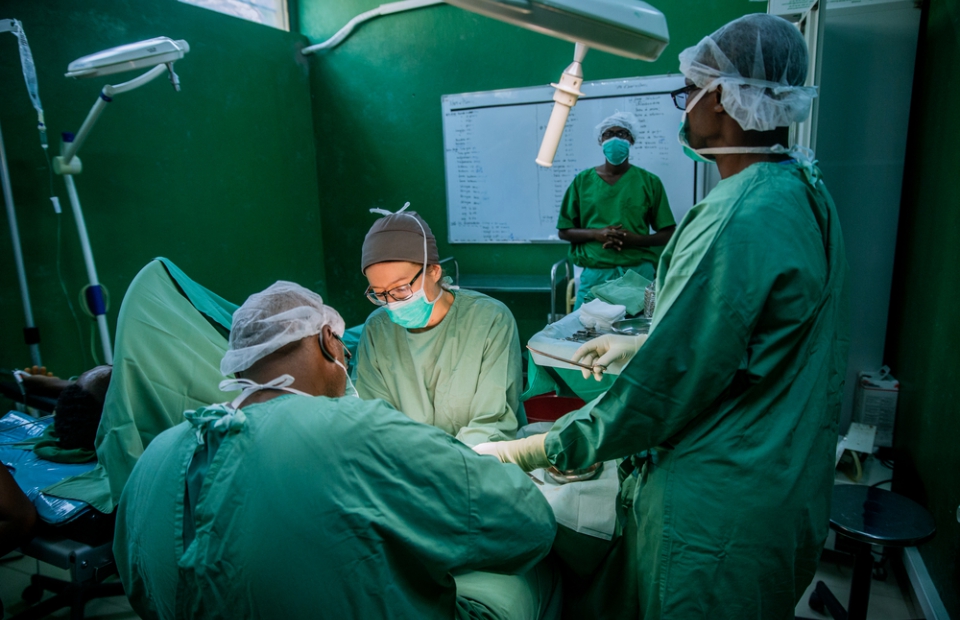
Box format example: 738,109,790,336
807,484,935,620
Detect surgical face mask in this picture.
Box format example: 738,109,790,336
384,284,441,329
601,137,631,165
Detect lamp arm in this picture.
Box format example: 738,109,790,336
61,63,169,165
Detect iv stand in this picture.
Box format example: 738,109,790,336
53,63,178,365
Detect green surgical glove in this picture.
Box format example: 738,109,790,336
573,333,648,381
472,434,551,472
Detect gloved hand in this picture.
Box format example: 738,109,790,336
573,333,648,381
472,434,551,472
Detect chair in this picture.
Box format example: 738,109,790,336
799,484,936,620
10,530,124,620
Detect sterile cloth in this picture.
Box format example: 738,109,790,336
529,461,619,540
578,299,626,331
590,269,652,316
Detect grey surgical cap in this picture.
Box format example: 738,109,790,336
678,13,817,132
361,207,440,274
595,111,640,142
220,281,345,376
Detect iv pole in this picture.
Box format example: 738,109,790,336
1,18,42,366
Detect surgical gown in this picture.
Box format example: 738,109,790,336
356,288,523,446
115,394,558,620
545,162,850,619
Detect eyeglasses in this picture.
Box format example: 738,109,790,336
670,84,700,111
600,128,633,141
364,267,424,306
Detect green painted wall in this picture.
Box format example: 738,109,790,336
886,0,960,614
299,1,759,343
0,0,324,379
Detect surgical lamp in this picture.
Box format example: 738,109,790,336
444,0,670,167
302,0,668,167
53,37,189,365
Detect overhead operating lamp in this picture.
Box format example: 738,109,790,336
303,0,668,167
444,0,670,166
53,37,189,365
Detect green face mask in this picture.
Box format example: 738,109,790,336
601,138,631,165
384,286,440,330
678,118,714,164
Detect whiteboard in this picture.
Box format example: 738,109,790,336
442,75,697,243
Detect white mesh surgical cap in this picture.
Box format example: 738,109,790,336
678,13,817,132
220,281,345,376
595,111,640,142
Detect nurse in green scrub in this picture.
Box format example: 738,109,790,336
557,111,676,308
355,204,523,447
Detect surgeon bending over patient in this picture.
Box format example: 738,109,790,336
356,204,523,446
115,282,559,620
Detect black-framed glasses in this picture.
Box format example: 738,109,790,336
332,333,352,360
364,267,424,306
600,128,633,141
670,84,700,111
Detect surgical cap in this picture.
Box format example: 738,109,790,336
220,282,345,376
595,111,640,142
361,210,440,274
678,13,817,132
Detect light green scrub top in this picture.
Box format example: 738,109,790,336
356,288,523,446
546,161,850,619
115,394,556,620
557,166,675,269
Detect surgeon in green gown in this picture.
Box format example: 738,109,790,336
115,283,560,620
355,204,523,447
474,14,850,619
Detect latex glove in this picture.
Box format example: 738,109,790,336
472,435,550,472
573,333,648,381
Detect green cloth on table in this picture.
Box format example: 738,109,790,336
589,269,652,316
115,394,557,620
545,162,850,618
43,259,239,513
356,288,524,446
557,166,675,270
576,263,655,309
31,424,96,463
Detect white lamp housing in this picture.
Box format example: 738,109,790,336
444,0,668,61
66,37,190,79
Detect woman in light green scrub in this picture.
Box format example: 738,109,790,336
355,204,524,447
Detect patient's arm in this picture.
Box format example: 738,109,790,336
0,465,37,557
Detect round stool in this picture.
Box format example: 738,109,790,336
809,484,935,620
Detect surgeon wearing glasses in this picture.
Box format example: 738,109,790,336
354,205,524,448
557,111,677,308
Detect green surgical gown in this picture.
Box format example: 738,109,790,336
115,394,557,620
356,289,523,446
557,166,675,270
43,259,237,513
545,162,850,619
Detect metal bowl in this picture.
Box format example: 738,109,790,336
612,317,652,335
545,462,604,484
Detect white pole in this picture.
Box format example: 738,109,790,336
0,116,42,366
61,173,113,364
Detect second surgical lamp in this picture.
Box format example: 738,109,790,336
53,37,189,365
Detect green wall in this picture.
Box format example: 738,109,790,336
0,0,324,379
299,0,758,342
886,0,960,613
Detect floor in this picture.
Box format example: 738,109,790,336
2,548,926,619
795,547,927,620
0,553,138,619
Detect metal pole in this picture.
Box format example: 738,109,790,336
61,173,113,364
0,116,42,366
